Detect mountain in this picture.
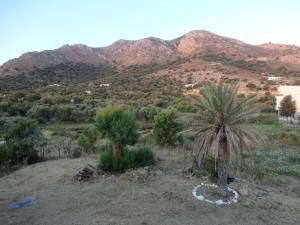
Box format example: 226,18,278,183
0,30,300,93
1,30,300,75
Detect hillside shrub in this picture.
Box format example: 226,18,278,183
26,93,41,102
77,126,98,152
7,102,32,116
27,105,56,122
3,118,41,165
202,155,218,179
0,102,9,112
0,145,8,167
246,82,257,90
98,144,155,172
56,105,76,121
137,105,160,121
175,102,196,112
153,108,181,146
70,108,89,122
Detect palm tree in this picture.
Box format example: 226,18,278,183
191,82,261,196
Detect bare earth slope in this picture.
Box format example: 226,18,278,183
1,155,299,225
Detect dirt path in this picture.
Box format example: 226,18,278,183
0,157,300,225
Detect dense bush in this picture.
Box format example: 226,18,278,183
153,108,181,146
137,105,160,121
246,82,257,90
70,108,89,122
131,146,156,168
27,105,56,122
202,155,218,179
7,102,32,116
0,101,9,112
0,145,8,167
26,93,41,102
175,102,196,112
77,126,98,152
260,105,276,113
56,105,76,121
3,118,41,165
99,144,155,172
41,95,69,105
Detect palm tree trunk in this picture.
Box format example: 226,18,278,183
112,144,120,157
217,136,230,196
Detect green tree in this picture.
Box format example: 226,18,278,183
153,108,180,146
77,126,98,152
95,105,138,156
137,105,160,121
26,105,56,122
56,105,76,121
191,82,260,195
279,95,296,117
4,118,41,165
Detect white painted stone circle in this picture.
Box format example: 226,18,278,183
192,182,239,206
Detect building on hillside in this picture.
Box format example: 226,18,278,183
268,76,282,81
99,83,110,87
85,90,92,95
184,83,196,88
49,83,61,87
275,86,300,113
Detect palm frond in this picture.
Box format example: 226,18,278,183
190,81,262,168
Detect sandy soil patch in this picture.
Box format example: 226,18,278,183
0,154,300,225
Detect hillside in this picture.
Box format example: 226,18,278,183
0,30,300,92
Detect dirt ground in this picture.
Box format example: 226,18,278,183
1,149,300,225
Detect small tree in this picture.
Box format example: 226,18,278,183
153,108,180,146
77,126,98,152
279,95,296,117
246,82,257,90
56,105,76,121
4,118,41,165
95,106,138,156
191,82,260,196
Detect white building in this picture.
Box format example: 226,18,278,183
184,83,196,88
99,83,110,87
49,83,61,87
85,90,92,95
275,86,300,112
268,77,282,81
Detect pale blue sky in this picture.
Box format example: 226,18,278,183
1,0,300,65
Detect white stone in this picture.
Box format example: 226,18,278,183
197,195,204,201
215,200,225,205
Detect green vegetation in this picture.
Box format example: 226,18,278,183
201,155,218,179
191,82,260,194
241,147,300,179
153,108,181,146
99,144,155,172
77,126,98,152
0,58,299,189
279,95,296,117
94,105,156,172
1,118,41,166
95,106,138,155
246,82,257,90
